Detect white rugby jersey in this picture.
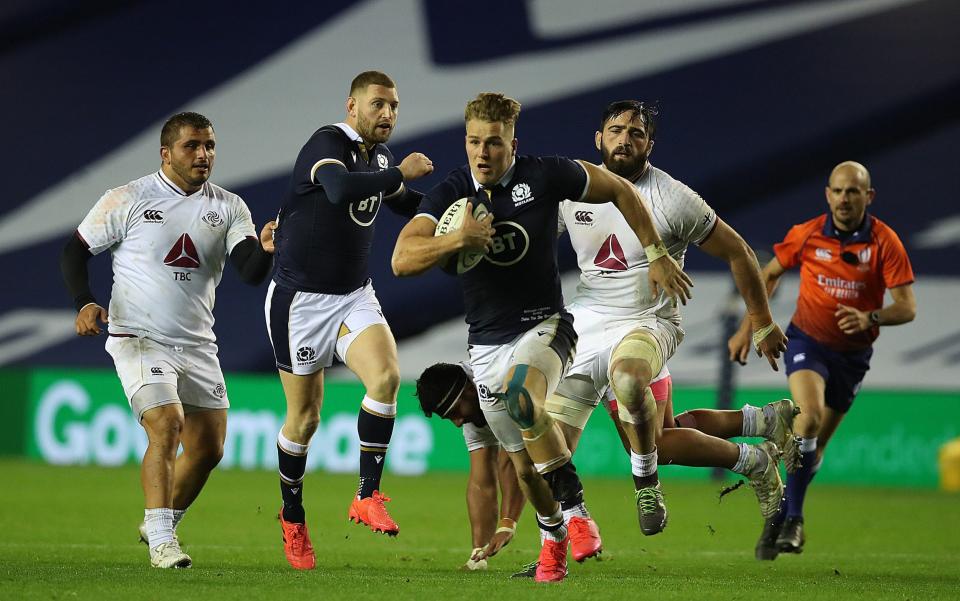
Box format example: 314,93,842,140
77,171,256,345
559,163,717,319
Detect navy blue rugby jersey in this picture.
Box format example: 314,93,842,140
273,123,402,293
418,155,588,345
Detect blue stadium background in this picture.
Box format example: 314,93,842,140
3,0,957,381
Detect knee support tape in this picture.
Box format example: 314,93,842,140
609,330,663,379
617,386,653,425
502,365,535,429
544,394,594,430
521,411,571,473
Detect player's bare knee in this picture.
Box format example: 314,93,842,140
287,412,320,442
797,407,822,437
366,366,401,400
193,441,224,471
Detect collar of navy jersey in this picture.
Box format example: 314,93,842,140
822,211,872,242
471,157,517,193
334,122,376,153
156,170,206,198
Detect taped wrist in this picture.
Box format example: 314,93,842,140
752,322,777,350
644,241,669,263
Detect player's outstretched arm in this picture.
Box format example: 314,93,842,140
463,446,499,570
475,448,523,561
576,160,693,304
700,219,786,370
729,257,787,366
391,207,494,277
60,233,108,336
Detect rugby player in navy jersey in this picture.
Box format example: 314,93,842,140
391,92,692,583
265,71,433,570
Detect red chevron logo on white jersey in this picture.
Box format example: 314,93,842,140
593,234,627,271
163,233,200,268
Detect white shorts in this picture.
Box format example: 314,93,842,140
463,422,500,452
468,313,577,453
265,279,388,374
104,335,229,419
556,302,683,408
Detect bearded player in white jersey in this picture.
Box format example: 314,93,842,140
550,101,791,534
59,112,276,569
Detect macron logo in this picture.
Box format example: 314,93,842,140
375,455,384,464
593,234,628,271
163,234,201,269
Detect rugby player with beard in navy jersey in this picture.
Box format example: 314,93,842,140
265,71,433,570
391,92,692,583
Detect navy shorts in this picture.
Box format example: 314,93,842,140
784,323,873,414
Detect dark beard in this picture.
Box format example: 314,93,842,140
357,112,389,144
600,145,646,180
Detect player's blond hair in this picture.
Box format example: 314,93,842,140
349,71,396,95
464,93,521,126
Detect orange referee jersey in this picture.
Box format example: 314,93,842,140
773,213,914,351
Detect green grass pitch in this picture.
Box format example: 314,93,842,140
2,459,958,600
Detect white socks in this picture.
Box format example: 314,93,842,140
561,503,589,523
630,449,658,478
741,404,762,436
537,511,567,543
144,508,174,550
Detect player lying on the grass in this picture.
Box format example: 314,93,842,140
414,362,525,570
416,361,800,576
60,112,276,569
393,92,692,583
552,99,790,534
728,160,916,560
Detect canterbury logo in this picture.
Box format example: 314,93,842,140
593,234,628,271
574,210,593,224
163,233,201,268
150,367,163,375
143,210,164,222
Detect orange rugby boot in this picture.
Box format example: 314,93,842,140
348,491,400,536
279,508,316,570
567,516,602,562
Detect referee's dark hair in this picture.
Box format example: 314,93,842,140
414,363,467,418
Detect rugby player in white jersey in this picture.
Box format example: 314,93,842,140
551,100,792,534
60,112,276,569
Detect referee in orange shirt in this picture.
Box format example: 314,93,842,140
728,161,917,560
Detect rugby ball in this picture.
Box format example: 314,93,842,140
434,198,490,274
